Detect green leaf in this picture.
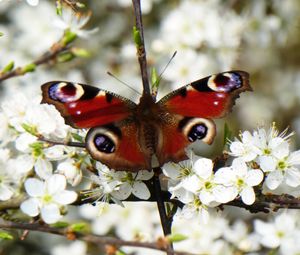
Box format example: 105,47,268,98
21,123,38,136
132,26,142,47
1,61,14,74
0,32,3,37
223,122,233,147
0,232,13,240
71,133,84,142
56,0,62,16
62,30,77,45
116,250,127,255
21,63,36,74
51,221,69,228
151,67,159,89
166,233,187,242
70,222,89,233
57,52,75,62
72,48,91,58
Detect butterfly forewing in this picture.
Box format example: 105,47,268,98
41,81,136,128
158,71,251,118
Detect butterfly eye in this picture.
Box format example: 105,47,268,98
93,134,115,153
180,117,216,145
188,124,207,142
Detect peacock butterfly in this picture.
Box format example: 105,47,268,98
41,71,251,171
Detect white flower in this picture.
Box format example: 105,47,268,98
254,212,297,250
262,150,300,190
253,126,291,162
20,174,77,224
215,158,263,205
181,158,222,206
163,153,199,204
82,162,123,208
57,159,83,186
26,0,39,6
174,196,210,224
224,220,260,252
229,131,259,162
53,8,98,38
113,170,153,200
51,241,87,255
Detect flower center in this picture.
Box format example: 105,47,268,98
277,160,287,171
237,178,245,188
276,231,285,238
42,194,53,204
179,167,192,178
263,148,271,155
204,181,212,190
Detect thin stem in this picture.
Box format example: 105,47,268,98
153,168,174,255
0,220,196,255
38,136,86,148
132,0,151,96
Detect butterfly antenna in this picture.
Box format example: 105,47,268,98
156,51,177,85
107,71,142,96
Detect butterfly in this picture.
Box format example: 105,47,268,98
41,71,251,172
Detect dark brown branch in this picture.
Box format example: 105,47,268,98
132,0,151,96
0,220,197,255
0,39,69,83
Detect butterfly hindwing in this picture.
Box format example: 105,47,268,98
158,71,251,118
86,121,152,171
41,81,136,129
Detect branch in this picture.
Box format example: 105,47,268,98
0,220,197,255
132,0,151,96
0,37,71,83
38,136,86,148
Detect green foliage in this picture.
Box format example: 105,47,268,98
1,61,14,74
166,233,188,242
223,122,233,147
70,222,90,233
21,63,36,74
132,26,142,47
0,232,13,240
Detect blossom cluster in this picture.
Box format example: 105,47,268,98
163,125,300,223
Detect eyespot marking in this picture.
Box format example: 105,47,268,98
48,82,84,102
208,72,242,92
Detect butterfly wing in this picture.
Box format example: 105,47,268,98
41,81,136,128
156,71,251,165
42,81,151,171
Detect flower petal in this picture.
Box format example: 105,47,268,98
240,186,255,205
35,158,53,180
47,174,66,195
41,204,62,224
214,168,235,185
265,171,283,190
246,170,264,186
285,168,300,187
20,198,40,216
132,182,150,200
136,170,154,181
0,185,14,201
24,178,45,197
53,190,78,205
193,158,213,179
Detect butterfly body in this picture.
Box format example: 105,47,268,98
41,71,251,171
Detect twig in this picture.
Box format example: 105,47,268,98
0,220,197,255
38,136,86,148
0,39,69,83
132,0,151,96
153,168,174,255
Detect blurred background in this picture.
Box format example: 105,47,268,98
0,0,299,254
